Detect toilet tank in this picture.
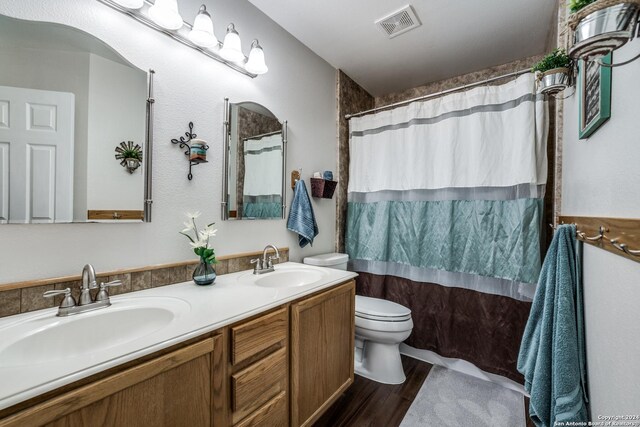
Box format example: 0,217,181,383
303,253,349,270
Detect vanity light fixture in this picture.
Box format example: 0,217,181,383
220,23,244,62
148,0,183,30
97,0,267,77
245,39,268,75
188,5,216,48
111,0,144,9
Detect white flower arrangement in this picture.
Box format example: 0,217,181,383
179,211,218,264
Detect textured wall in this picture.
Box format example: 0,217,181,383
0,0,337,283
375,55,544,108
335,70,374,252
561,14,640,417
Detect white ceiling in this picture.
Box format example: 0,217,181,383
248,0,557,96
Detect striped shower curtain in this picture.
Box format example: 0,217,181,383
346,74,548,382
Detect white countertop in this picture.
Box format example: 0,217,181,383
0,262,357,411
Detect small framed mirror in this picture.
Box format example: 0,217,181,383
222,99,287,220
0,14,154,224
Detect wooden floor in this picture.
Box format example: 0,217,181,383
314,356,432,427
315,355,533,427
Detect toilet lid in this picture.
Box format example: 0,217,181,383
355,296,411,322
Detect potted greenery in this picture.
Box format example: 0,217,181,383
114,141,143,173
533,49,571,94
567,0,640,59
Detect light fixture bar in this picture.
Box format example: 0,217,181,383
96,0,257,78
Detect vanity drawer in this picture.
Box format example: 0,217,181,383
231,306,287,365
232,347,287,423
235,391,287,427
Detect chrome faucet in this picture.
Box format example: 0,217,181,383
79,264,97,305
43,263,122,317
251,244,280,274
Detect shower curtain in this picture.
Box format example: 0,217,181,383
242,134,282,218
346,74,548,382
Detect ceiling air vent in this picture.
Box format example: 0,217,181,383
375,5,421,39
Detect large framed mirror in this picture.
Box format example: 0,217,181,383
222,98,287,220
0,14,154,224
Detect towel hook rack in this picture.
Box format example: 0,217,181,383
577,225,606,241
610,239,640,256
291,168,302,190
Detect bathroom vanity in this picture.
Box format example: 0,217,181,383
0,263,357,427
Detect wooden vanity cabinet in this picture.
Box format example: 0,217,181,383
228,306,289,427
0,336,222,427
290,280,356,427
0,279,356,427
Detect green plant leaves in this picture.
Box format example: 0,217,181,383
532,48,571,73
569,0,597,13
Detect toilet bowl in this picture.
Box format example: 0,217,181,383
303,253,413,385
354,295,413,384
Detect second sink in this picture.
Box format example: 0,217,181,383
254,268,326,288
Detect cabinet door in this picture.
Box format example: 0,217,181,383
290,281,355,427
0,337,218,427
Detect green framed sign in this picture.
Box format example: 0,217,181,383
578,52,612,139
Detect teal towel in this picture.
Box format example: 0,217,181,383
287,180,318,247
518,224,589,426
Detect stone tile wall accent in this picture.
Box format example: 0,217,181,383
335,70,374,252
375,55,545,108
0,248,289,318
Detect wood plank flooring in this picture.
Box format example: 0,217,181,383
314,356,432,427
315,355,534,427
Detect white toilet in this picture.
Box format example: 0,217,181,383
303,253,414,385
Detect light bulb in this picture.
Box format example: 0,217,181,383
112,0,144,9
245,39,268,74
219,23,244,62
148,0,183,30
188,5,217,48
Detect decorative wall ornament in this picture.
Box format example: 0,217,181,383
171,122,209,180
115,141,143,173
578,53,612,139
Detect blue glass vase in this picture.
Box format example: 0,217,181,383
193,257,216,286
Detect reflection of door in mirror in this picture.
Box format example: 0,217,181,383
0,86,75,223
226,102,284,220
0,15,148,224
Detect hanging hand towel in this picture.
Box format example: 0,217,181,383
287,179,319,247
517,224,588,427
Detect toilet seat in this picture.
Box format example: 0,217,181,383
355,295,411,322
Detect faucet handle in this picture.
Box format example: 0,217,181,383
43,288,76,309
250,257,263,271
267,255,279,268
96,280,122,302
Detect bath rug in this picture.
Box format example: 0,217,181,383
400,365,525,427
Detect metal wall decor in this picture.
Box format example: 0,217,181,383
115,141,143,173
171,122,209,180
578,53,612,139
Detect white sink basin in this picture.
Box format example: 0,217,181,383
254,268,327,288
0,296,190,367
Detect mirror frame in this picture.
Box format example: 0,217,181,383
221,98,288,221
143,70,155,222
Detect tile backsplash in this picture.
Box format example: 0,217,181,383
0,248,289,319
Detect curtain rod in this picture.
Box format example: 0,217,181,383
242,129,282,142
345,69,532,119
